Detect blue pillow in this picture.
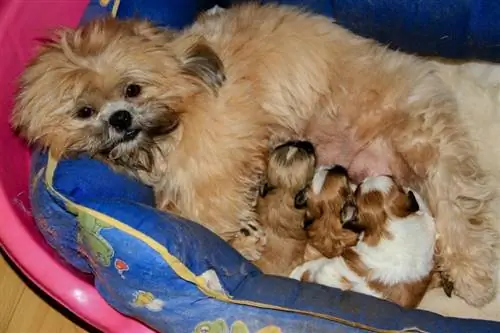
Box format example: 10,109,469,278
32,148,500,333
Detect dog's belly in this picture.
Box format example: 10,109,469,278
347,146,393,183
305,115,395,183
313,135,393,183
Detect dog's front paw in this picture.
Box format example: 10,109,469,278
438,227,498,307
435,206,499,307
230,224,267,261
445,255,497,307
439,271,454,298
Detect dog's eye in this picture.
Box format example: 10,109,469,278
294,189,307,209
76,106,95,119
125,84,142,98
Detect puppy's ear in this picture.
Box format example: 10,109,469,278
342,219,365,234
406,190,420,214
178,39,226,94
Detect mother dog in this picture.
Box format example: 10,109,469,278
12,3,499,309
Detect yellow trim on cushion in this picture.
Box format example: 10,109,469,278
43,151,420,333
46,153,222,297
99,0,120,17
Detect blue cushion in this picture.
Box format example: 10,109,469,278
31,1,500,332
32,149,500,332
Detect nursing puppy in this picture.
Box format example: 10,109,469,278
253,140,315,276
12,3,499,305
303,165,359,259
290,176,436,308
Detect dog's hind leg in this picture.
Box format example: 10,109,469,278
415,143,499,307
393,74,500,307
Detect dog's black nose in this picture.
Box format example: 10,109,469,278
289,140,315,155
109,110,132,131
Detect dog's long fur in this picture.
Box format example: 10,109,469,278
415,62,500,320
12,3,500,309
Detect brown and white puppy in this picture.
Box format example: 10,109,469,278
253,140,315,276
12,3,499,305
290,176,436,309
303,165,359,259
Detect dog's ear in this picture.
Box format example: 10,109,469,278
406,190,420,214
179,40,226,94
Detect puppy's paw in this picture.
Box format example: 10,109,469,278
289,264,309,281
290,259,328,282
230,224,267,261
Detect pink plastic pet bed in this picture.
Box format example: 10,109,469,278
2,1,500,333
0,0,153,332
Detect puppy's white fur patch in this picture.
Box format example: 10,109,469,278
359,176,393,195
285,146,298,161
311,166,330,194
357,211,436,285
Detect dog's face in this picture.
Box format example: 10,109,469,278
258,141,316,238
11,17,225,171
304,165,359,258
344,175,421,246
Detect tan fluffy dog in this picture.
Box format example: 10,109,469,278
253,140,315,276
12,3,499,307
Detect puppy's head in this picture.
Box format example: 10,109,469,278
261,140,316,199
345,175,422,246
304,165,359,258
12,17,225,172
258,141,316,238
